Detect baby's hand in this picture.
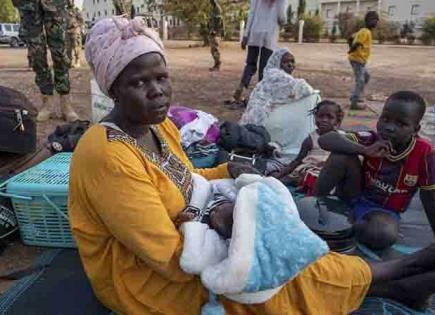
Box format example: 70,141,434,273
174,212,195,228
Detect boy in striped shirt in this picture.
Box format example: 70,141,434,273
315,91,435,250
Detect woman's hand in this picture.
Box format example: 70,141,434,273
227,162,261,179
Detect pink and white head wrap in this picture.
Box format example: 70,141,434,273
85,16,165,96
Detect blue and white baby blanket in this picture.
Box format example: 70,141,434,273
180,173,329,306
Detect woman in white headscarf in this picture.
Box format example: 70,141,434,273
240,48,319,155
240,48,315,126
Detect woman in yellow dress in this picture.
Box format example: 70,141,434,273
69,16,435,315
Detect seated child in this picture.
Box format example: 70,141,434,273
314,91,435,250
271,100,344,194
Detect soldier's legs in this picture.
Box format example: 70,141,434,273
209,34,221,71
65,33,73,68
73,33,81,66
43,2,70,95
20,5,54,95
16,8,33,69
113,0,133,17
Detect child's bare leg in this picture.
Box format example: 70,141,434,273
368,270,435,310
281,174,300,187
368,244,435,283
314,153,363,203
355,211,400,250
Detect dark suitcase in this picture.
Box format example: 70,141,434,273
0,86,37,154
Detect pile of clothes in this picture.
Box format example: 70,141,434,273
168,105,283,173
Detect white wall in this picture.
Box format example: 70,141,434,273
82,0,167,24
288,0,322,21
384,0,435,29
319,0,435,32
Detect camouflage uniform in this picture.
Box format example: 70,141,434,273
112,0,134,17
65,5,83,68
208,1,224,70
12,0,70,96
12,3,33,68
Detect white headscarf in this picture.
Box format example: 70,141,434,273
240,48,314,126
85,16,165,96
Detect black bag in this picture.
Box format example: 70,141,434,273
218,122,271,153
0,86,37,154
217,122,273,174
0,199,19,255
47,120,90,153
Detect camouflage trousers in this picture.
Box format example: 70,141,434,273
65,31,81,66
17,0,70,95
112,0,133,16
209,34,221,66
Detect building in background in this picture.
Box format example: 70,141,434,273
82,0,180,28
287,0,321,21
320,0,435,32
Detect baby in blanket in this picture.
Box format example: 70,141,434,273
177,173,329,307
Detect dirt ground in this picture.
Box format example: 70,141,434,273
0,41,434,294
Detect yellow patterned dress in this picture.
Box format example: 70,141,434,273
69,118,372,315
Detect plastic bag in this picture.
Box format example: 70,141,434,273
91,78,114,123
264,93,320,156
421,108,435,141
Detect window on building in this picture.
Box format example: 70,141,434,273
93,0,95,4
326,9,333,18
346,6,352,13
97,0,99,3
98,11,101,17
366,6,372,11
411,4,420,15
104,9,107,16
112,9,115,15
388,5,396,16
87,12,89,18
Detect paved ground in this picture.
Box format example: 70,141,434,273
0,41,434,294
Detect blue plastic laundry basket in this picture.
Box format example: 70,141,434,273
0,153,75,248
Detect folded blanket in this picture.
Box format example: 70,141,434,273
181,174,329,309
